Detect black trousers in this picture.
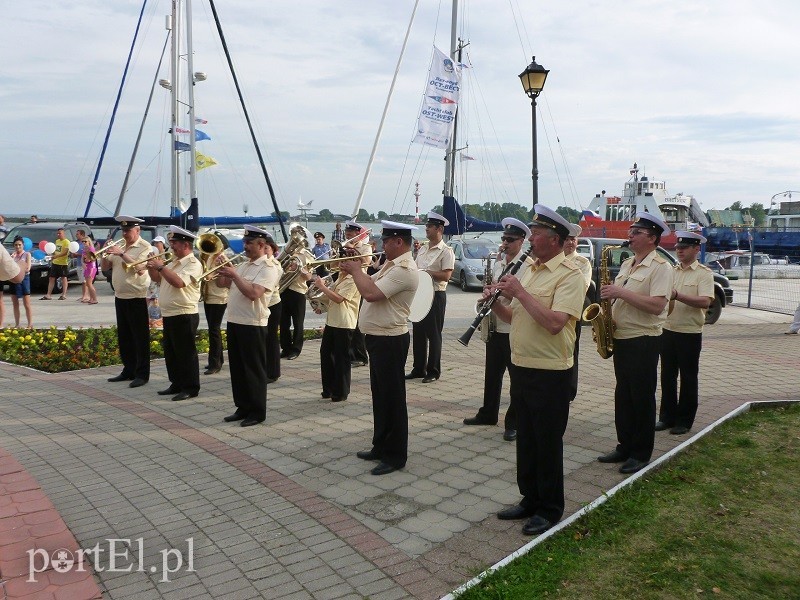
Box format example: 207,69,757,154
476,332,515,429
350,299,368,364
203,302,227,370
568,320,583,402
613,335,660,462
411,290,446,378
227,322,268,422
266,302,282,380
279,289,306,355
320,326,353,399
115,297,150,381
365,333,410,468
509,364,571,524
162,313,200,395
659,329,702,429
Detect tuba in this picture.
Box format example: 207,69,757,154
582,243,625,359
477,252,499,342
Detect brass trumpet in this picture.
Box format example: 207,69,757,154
124,249,174,271
190,252,248,284
95,238,126,259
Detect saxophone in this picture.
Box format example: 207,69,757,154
581,244,623,359
477,252,498,342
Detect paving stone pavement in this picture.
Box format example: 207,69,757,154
0,307,798,599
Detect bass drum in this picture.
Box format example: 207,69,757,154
408,270,435,323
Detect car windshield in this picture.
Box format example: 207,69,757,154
463,243,494,259
3,226,55,247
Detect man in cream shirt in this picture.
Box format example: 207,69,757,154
147,226,203,402
563,223,592,402
340,221,419,476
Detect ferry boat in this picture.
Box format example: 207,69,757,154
578,163,709,249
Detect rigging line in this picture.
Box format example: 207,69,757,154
351,0,421,220
207,0,287,242
83,0,150,219
541,95,581,210
508,0,533,66
537,95,571,208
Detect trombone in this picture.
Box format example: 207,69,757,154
305,253,382,270
94,238,126,259
190,252,248,284
123,249,174,271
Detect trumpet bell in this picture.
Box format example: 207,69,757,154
196,232,226,255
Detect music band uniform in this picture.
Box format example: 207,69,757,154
465,218,531,436
223,227,281,426
266,256,283,382
494,205,586,535
564,224,592,402
346,221,419,475
409,212,455,382
346,221,371,366
606,213,673,470
318,273,361,402
658,231,714,434
202,275,228,374
105,216,152,385
280,259,308,359
150,226,203,400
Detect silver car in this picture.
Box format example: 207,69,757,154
447,238,499,291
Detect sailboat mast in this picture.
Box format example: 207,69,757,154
168,0,181,215
185,0,199,205
442,0,459,199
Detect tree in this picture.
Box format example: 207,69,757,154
727,201,743,211
318,209,334,222
356,208,374,222
377,211,389,220
749,202,766,226
557,206,582,224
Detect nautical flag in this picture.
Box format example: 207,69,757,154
413,46,463,149
687,222,701,231
174,141,191,152
582,209,602,222
175,127,191,134
195,129,211,141
196,151,218,170
460,154,475,161
195,117,208,124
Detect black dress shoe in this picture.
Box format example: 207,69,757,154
240,418,264,427
129,378,148,388
669,425,690,435
321,391,331,399
463,416,497,426
279,351,289,358
107,373,133,382
285,352,300,360
655,420,672,431
224,412,245,422
497,504,536,520
404,372,424,380
597,449,628,463
158,387,179,396
351,361,367,367
331,396,347,402
267,377,279,384
171,392,197,402
371,462,400,476
619,458,648,474
356,450,381,461
204,367,221,375
422,376,439,383
522,515,553,536
503,429,517,441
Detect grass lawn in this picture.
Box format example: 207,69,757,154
457,403,800,600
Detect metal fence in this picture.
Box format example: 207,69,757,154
702,226,800,314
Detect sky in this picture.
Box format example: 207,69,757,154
2,0,799,222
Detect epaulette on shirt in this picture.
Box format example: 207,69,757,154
652,253,668,264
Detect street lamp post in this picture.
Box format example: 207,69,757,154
519,57,549,207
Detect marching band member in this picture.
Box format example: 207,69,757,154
563,224,592,402
202,272,228,376
463,218,531,441
147,226,203,401
340,221,419,476
216,225,281,427
406,211,455,383
597,212,673,474
492,205,585,536
308,264,361,402
102,216,152,388
279,236,309,361
345,220,371,367
657,231,714,435
264,236,283,383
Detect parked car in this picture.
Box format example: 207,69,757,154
2,222,94,293
447,237,499,291
582,237,733,325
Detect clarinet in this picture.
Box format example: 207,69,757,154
458,246,535,347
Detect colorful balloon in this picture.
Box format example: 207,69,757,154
31,249,46,260
38,240,48,251
44,242,56,255
68,241,80,253
22,237,33,251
